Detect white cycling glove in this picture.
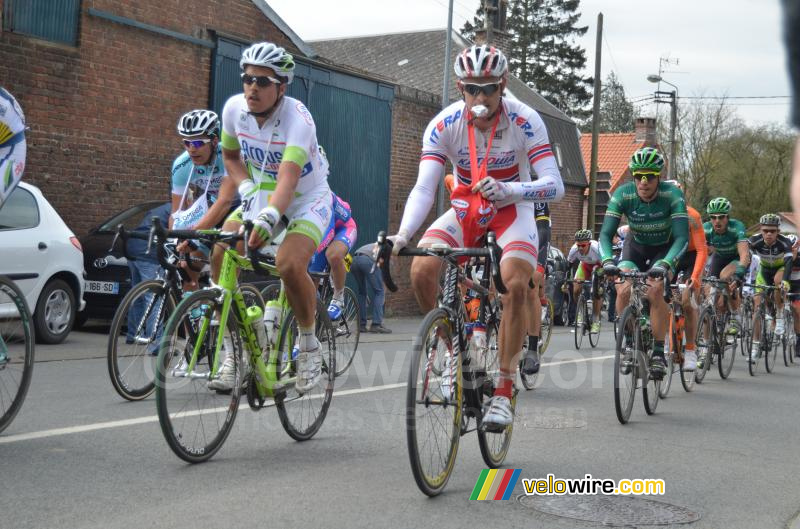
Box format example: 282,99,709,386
375,229,411,259
473,177,511,203
238,179,257,199
253,206,281,244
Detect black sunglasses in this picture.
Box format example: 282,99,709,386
241,73,282,87
709,214,728,220
463,82,501,97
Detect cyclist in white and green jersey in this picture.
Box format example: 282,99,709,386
0,87,26,208
211,42,333,393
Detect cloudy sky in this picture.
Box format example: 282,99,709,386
267,0,792,127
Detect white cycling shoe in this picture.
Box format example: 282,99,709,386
295,337,323,393
682,349,697,371
483,395,513,430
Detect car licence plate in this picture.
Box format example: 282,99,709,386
85,280,119,295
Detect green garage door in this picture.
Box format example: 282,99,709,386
212,40,394,248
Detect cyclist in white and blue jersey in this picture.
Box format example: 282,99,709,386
0,87,26,208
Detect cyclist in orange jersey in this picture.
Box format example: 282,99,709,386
664,180,707,370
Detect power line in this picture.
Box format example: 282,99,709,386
678,95,790,100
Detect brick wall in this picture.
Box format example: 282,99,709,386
0,0,297,235
550,184,586,254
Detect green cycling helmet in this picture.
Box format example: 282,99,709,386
706,197,731,215
629,147,665,173
574,229,593,241
759,213,780,227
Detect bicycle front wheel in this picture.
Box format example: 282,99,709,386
614,307,638,424
642,331,660,416
695,306,714,384
331,286,360,376
479,314,514,467
574,294,585,350
659,320,675,398
407,308,462,496
765,325,778,373
0,277,35,434
740,299,753,357
107,280,175,401
155,289,242,463
275,297,335,441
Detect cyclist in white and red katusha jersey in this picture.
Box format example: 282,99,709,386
387,44,564,429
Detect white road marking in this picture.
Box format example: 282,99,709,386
0,355,613,444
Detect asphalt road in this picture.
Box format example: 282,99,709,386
2,318,799,529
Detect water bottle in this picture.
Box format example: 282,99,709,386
246,305,268,351
470,323,487,367
263,300,282,347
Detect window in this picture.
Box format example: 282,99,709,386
3,0,81,46
552,143,564,169
0,187,39,230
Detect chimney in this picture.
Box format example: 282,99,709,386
474,0,512,57
634,117,657,145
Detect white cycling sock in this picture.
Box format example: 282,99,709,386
299,326,317,351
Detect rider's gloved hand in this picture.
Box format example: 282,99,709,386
473,177,511,203
602,259,619,277
783,280,791,292
249,205,280,248
648,260,670,279
376,229,411,258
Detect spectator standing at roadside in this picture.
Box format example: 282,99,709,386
350,243,392,334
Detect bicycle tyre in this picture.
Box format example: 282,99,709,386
659,319,675,398
740,298,753,357
478,314,514,467
155,288,242,463
765,324,778,374
406,308,462,496
0,276,35,434
614,307,638,424
749,308,764,377
642,326,660,416
574,293,585,350
275,297,335,441
331,286,360,376
784,308,794,366
539,297,553,354
678,324,695,392
695,306,714,384
107,280,175,401
718,316,737,379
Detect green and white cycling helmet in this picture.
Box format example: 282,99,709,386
759,213,780,227
574,229,593,241
177,109,220,138
706,197,731,215
629,147,665,174
240,42,295,84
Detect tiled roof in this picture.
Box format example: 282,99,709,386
579,133,644,192
312,29,586,187
780,212,798,227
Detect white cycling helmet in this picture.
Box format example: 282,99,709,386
177,109,220,138
240,42,295,84
454,44,508,79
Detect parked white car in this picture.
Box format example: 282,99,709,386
0,182,85,344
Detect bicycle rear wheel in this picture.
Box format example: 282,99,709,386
406,308,462,496
107,280,175,401
718,316,737,379
0,277,35,434
574,294,585,350
275,298,335,441
155,289,242,463
614,307,638,424
540,297,553,354
695,306,714,384
479,314,514,467
331,286,360,376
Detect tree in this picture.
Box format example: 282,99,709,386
597,71,634,133
461,0,593,119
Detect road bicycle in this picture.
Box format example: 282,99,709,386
739,289,755,357
376,231,513,497
107,224,262,401
782,291,797,367
695,277,740,383
612,271,661,424
518,293,553,391
0,275,34,434
153,219,336,463
565,277,600,349
660,274,695,396
744,282,781,376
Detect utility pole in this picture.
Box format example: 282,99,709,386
485,0,494,44
588,13,603,232
436,0,455,215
